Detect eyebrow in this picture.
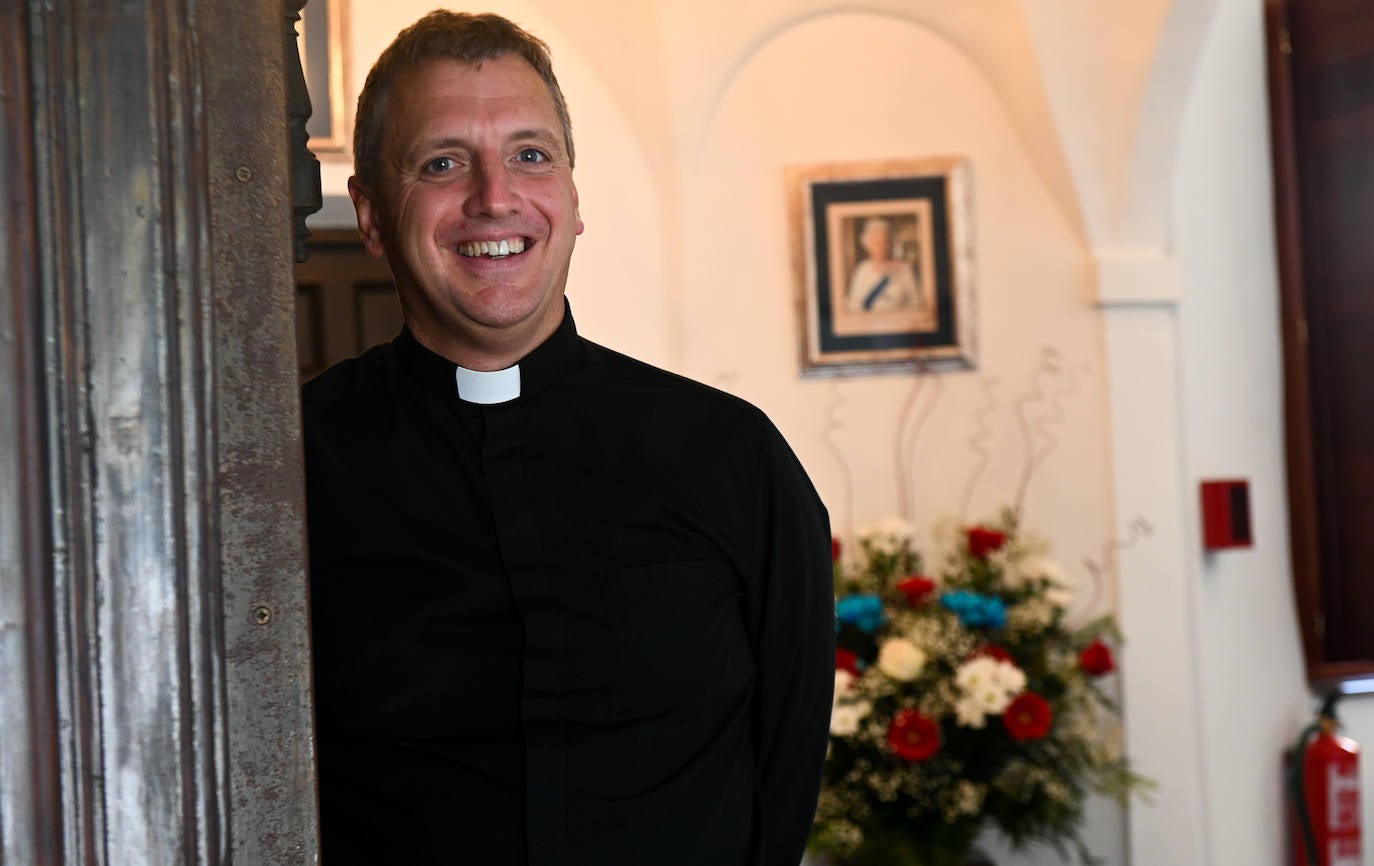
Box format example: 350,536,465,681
506,128,565,155
416,129,564,155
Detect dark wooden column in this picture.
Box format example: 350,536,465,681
0,0,319,862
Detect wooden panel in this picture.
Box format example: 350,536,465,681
297,283,326,377
295,228,400,378
354,282,404,351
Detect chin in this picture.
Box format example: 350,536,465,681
459,292,555,331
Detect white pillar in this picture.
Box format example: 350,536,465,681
1097,248,1212,866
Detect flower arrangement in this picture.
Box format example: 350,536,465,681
811,511,1150,866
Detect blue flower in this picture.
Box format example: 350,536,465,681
940,590,1007,629
836,594,887,634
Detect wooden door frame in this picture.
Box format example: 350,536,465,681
0,1,319,862
1265,0,1374,689
0,2,63,862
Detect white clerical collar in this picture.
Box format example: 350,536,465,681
454,364,521,404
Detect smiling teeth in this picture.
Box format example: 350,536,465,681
459,238,526,258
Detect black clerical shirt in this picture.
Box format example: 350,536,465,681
303,305,834,866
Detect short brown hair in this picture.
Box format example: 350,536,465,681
352,10,574,188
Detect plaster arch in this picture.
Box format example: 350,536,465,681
1020,0,1224,254
1124,0,1226,250
690,2,1087,245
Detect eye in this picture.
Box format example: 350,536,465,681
515,148,548,165
424,156,456,174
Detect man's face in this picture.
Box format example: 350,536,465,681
349,55,583,365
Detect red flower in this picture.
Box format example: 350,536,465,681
835,649,861,676
1079,639,1116,676
888,708,941,762
832,537,842,562
971,643,1013,664
1003,692,1053,742
895,575,937,606
967,526,1009,560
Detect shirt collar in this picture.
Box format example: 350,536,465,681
392,300,583,404
453,365,520,404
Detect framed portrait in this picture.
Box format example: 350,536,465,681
787,157,975,376
299,0,351,156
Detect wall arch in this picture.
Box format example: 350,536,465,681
692,3,1086,243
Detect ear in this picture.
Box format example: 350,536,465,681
572,183,584,236
348,176,388,258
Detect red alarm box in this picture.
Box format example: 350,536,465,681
1200,479,1252,550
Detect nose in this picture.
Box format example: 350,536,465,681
464,158,518,219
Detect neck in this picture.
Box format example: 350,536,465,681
410,305,564,372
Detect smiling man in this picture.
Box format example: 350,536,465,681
302,12,834,866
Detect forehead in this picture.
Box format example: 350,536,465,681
383,55,561,144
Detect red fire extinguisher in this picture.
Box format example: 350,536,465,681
1287,694,1361,866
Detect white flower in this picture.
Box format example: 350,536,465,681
955,656,1002,691
974,685,1013,714
1046,586,1074,609
877,516,916,541
955,695,988,729
954,657,1024,715
1022,555,1066,583
990,661,1026,694
834,669,855,698
942,780,986,819
1008,554,1071,590
876,638,926,681
830,700,872,736
857,517,916,555
1008,598,1056,631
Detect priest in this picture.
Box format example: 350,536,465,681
302,11,835,865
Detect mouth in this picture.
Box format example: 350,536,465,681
457,237,529,260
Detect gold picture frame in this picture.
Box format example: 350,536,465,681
787,157,976,376
299,0,351,156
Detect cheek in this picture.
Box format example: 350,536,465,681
395,197,452,251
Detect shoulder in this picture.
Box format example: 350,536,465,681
573,339,823,510
569,339,810,491
578,339,773,431
300,343,396,434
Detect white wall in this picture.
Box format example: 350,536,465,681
1173,0,1361,863
308,1,1351,862
680,11,1111,541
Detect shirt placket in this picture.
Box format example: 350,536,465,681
480,400,569,866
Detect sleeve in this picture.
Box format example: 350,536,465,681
748,423,835,866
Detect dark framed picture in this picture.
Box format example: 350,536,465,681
787,157,975,376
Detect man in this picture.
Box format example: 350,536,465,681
302,11,834,866
845,217,923,313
